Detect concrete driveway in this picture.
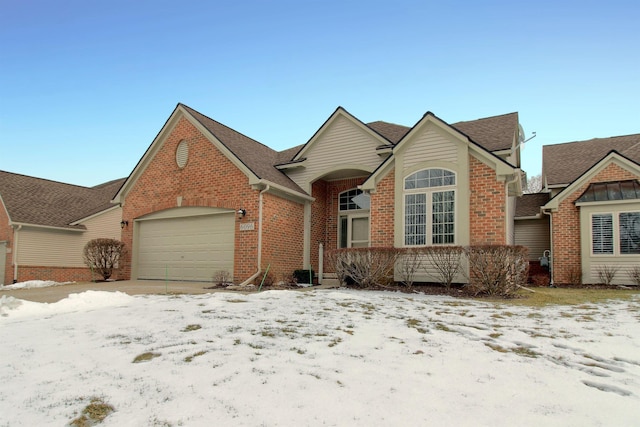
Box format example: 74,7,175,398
0,280,237,303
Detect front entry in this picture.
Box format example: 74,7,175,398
339,214,369,248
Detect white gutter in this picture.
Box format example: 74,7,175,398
239,185,270,286
542,208,554,285
12,224,22,283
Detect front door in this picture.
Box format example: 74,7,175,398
339,214,370,248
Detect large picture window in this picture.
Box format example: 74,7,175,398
404,169,455,246
619,212,640,254
591,211,640,255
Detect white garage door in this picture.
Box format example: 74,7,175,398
137,213,234,281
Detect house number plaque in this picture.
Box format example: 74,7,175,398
239,222,255,231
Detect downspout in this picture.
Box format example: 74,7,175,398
12,224,22,283
239,185,270,286
505,170,522,244
542,209,553,286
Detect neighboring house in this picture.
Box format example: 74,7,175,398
0,171,125,285
515,134,640,285
112,103,524,284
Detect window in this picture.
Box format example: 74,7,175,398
592,214,613,255
619,212,640,254
591,211,640,255
404,169,455,246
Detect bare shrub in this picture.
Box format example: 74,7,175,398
397,248,423,288
83,238,126,281
212,270,232,285
326,248,400,288
596,265,619,286
627,266,640,286
567,266,583,286
424,246,464,289
464,245,528,297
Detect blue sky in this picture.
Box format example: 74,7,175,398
1,0,638,187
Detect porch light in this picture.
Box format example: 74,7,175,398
120,220,129,229
237,209,246,220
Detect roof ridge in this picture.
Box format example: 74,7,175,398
452,111,518,125
545,133,640,147
180,103,278,155
0,169,93,189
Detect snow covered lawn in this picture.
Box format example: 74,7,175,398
1,289,639,426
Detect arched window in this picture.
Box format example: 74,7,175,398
404,169,456,245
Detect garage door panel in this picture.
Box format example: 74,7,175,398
137,213,234,281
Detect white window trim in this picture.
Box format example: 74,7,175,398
403,168,457,247
590,210,640,256
338,189,370,248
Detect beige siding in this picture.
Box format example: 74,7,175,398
580,204,640,285
403,128,458,170
395,253,467,284
287,116,384,192
18,207,122,267
514,218,550,261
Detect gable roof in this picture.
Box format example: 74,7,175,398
451,112,519,152
543,150,640,211
180,104,306,195
363,112,519,153
543,133,640,187
0,170,125,230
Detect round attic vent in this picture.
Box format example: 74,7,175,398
176,140,188,168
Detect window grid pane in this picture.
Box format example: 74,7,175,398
405,194,426,246
592,214,613,254
619,212,640,254
404,169,456,189
432,191,455,244
339,189,363,211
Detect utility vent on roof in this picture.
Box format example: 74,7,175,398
176,140,188,168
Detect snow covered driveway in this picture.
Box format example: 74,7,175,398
1,290,639,426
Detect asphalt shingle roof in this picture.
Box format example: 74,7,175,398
451,112,519,152
181,104,306,195
365,112,519,152
515,193,550,218
543,134,640,186
0,171,125,229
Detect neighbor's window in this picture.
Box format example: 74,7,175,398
404,169,456,246
619,212,640,254
592,214,613,255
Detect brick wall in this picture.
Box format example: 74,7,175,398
15,265,127,283
260,193,305,282
551,162,639,284
370,169,395,247
122,115,264,283
310,177,366,273
469,155,507,245
310,180,328,271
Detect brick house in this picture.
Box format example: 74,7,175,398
0,172,124,285
112,104,524,284
515,134,640,285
